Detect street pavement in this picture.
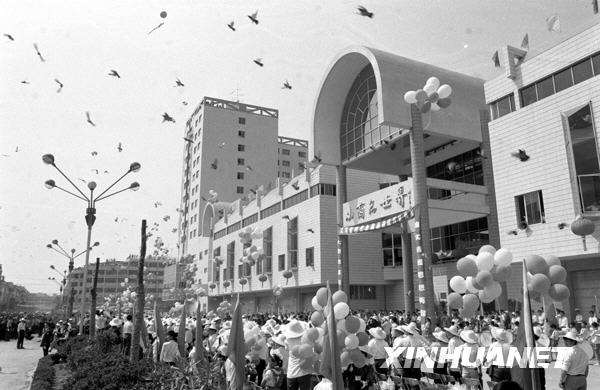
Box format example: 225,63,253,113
0,337,43,390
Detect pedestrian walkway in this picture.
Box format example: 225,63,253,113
0,337,42,390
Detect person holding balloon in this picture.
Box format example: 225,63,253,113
342,345,377,390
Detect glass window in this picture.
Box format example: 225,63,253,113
573,59,593,84
238,117,245,124
592,54,600,76
381,233,402,267
237,158,245,166
236,186,244,194
515,191,545,225
520,84,537,107
263,227,272,273
227,241,235,280
305,247,314,267
238,144,245,152
298,151,307,158
496,95,513,117
237,172,244,180
281,149,290,155
282,160,290,167
238,130,245,138
536,76,555,100
349,285,377,300
278,254,285,271
288,217,298,268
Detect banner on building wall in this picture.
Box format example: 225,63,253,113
342,180,413,227
338,210,413,235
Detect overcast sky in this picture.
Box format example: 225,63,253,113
1,1,598,294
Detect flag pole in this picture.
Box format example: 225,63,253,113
522,260,540,390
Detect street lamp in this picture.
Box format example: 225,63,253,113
43,153,141,335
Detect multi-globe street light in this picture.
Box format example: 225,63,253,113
43,153,140,335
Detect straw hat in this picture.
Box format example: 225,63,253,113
562,331,580,342
358,344,373,357
392,325,406,334
368,327,386,340
444,325,461,337
432,331,450,344
401,322,421,335
460,329,479,344
283,320,305,339
533,326,550,347
109,318,122,327
490,327,513,344
271,333,287,346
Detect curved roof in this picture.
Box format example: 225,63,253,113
310,46,486,166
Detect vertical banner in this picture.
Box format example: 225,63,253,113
336,238,342,290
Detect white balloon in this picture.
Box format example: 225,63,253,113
466,276,480,294
424,83,437,95
358,318,366,333
437,84,452,99
431,103,440,111
426,77,440,90
449,275,467,294
466,254,477,261
476,252,494,271
484,281,502,299
494,248,513,267
404,90,417,104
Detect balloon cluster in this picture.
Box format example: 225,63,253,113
448,245,514,317
525,255,570,302
309,288,369,369
243,322,268,360
273,284,283,297
238,226,263,245
216,300,232,317
241,245,264,266
403,77,452,114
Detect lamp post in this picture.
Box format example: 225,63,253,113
43,153,141,335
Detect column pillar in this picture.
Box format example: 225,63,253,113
336,165,350,292
409,104,436,325
401,221,414,313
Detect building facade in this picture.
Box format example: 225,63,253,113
484,24,600,316
277,136,308,179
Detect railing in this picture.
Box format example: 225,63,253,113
578,173,600,212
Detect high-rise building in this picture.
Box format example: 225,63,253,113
277,136,308,179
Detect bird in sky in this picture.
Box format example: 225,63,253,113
183,137,193,143
108,69,120,78
282,80,292,89
85,112,96,126
154,201,162,208
211,159,218,170
248,10,259,24
174,78,184,87
114,217,119,222
103,170,109,174
245,165,253,171
4,33,14,41
117,142,123,152
182,101,188,106
218,141,226,148
162,112,175,123
163,215,171,222
227,21,236,31
357,6,374,18
15,146,19,153
33,43,45,62
148,22,164,35
1,154,9,158
20,80,29,84
307,229,315,233
91,151,98,156
253,58,264,67
511,149,530,162
78,178,87,183
171,228,177,233
91,169,99,174
54,78,63,93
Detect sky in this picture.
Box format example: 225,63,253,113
0,1,598,294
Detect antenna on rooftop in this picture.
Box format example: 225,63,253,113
230,87,244,103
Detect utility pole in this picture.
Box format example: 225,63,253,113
89,258,100,338
131,220,147,362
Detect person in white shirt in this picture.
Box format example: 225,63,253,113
160,330,181,366
367,327,389,375
122,314,134,356
284,320,312,390
16,318,26,349
558,331,589,390
557,311,569,330
588,311,598,327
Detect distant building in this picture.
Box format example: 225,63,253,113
277,136,308,179
161,262,186,302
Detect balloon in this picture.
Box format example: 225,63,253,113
424,83,437,95
457,257,478,277
544,255,561,267
529,274,551,293
463,294,480,312
299,356,314,370
312,296,323,311
257,247,264,255
449,275,467,294
340,351,352,367
337,319,347,333
349,348,363,363
357,332,369,346
290,345,301,358
431,103,440,111
311,311,324,326
492,265,512,282
345,334,359,349
426,77,440,89
332,290,348,305
437,84,452,98
316,287,328,307
420,101,431,114
466,276,480,293
548,265,567,284
475,271,494,287
306,328,319,342
478,289,495,304
548,284,570,301
459,307,476,319
526,255,549,275
494,248,513,267
471,277,483,290
336,329,347,346
428,92,439,103
415,89,427,103
466,254,477,261
345,316,360,334
484,281,502,299
437,97,451,108
479,245,497,255
160,11,167,18
404,90,417,104
358,318,366,333
298,344,314,359
448,292,463,309
251,252,259,260
476,252,494,271
353,353,366,368
334,302,350,320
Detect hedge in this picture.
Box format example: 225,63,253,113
30,355,55,390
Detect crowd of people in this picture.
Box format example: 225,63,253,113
4,306,599,390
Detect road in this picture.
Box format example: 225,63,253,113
0,337,43,390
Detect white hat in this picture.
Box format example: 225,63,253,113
283,320,305,339
459,329,479,344
432,331,450,344
392,325,405,333
444,325,461,337
368,327,386,340
271,333,287,346
490,327,513,344
563,330,580,342
401,322,421,335
109,318,122,327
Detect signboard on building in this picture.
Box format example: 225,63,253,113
342,180,413,227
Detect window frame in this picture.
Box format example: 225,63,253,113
515,190,546,226
305,247,314,268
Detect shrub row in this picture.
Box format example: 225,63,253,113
30,356,55,390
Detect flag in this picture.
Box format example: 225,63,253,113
593,0,599,14
510,261,541,390
521,33,529,50
546,15,561,32
492,50,501,68
227,294,245,390
154,300,165,360
320,281,344,390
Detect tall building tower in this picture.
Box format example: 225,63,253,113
179,97,280,287
277,136,308,179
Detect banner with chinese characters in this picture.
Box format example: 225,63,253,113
342,180,413,227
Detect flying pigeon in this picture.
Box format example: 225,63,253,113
154,201,162,208
163,215,171,221
171,228,177,233
4,33,14,41
20,80,29,84
227,21,236,31
33,43,45,62
162,112,175,123
182,101,188,106
114,217,119,222
54,78,63,93
210,159,218,170
91,169,99,174
108,69,120,78
282,80,292,90
117,142,123,152
91,151,98,156
357,5,374,18
253,58,264,67
248,10,259,24
218,141,226,148
148,22,164,35
511,149,530,162
245,165,253,171
183,137,193,143
307,229,315,233
15,146,19,153
103,170,109,174
174,78,184,87
78,178,87,183
86,112,96,126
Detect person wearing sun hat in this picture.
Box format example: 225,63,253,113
558,330,589,390
283,320,312,390
430,331,450,381
344,344,378,390
444,324,463,381
485,327,513,383
458,329,482,387
367,327,389,374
